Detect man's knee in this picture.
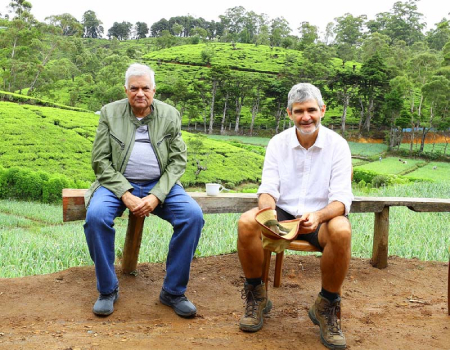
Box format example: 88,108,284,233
85,203,112,227
238,208,260,240
327,216,352,246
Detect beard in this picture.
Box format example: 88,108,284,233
296,119,321,135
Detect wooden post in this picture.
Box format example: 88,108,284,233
262,249,271,291
371,206,389,269
274,251,285,287
121,212,145,274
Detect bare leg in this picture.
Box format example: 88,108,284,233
318,216,352,294
237,207,264,278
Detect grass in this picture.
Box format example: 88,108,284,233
348,142,388,157
206,135,270,146
1,181,449,278
405,161,450,182
354,157,426,175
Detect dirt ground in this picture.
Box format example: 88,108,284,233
0,253,449,350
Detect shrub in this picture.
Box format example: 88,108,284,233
42,175,74,203
352,169,379,184
0,167,80,203
371,175,390,188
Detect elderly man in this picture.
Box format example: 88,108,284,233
84,63,203,318
237,83,353,349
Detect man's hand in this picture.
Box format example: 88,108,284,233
133,194,160,217
121,192,160,218
297,212,321,234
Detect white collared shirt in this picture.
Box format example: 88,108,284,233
257,125,353,217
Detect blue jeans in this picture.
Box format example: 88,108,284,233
84,181,204,296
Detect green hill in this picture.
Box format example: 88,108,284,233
0,101,264,202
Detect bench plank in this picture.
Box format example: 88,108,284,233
62,189,450,222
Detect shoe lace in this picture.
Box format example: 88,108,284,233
99,291,116,301
241,287,262,319
171,294,188,303
321,303,343,336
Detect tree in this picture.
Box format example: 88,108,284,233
230,74,251,133
2,0,37,92
333,13,367,47
219,6,246,42
8,0,32,20
206,66,230,134
297,21,319,50
407,52,440,117
134,22,149,39
385,76,413,149
358,52,390,133
264,78,292,133
151,18,170,36
82,10,103,38
360,32,390,63
420,75,450,153
367,0,425,45
248,76,268,136
171,23,183,37
328,66,361,137
107,21,132,40
28,23,71,94
155,30,177,49
45,13,83,37
270,17,291,47
426,18,450,51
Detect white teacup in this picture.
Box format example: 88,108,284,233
206,183,223,196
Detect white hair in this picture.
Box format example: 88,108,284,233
124,63,156,88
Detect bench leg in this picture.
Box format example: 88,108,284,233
371,206,389,269
274,251,285,287
122,212,145,274
448,255,449,316
262,249,271,291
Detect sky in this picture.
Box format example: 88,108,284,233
1,0,448,36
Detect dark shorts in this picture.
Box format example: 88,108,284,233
275,206,323,251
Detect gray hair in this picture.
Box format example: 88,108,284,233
287,83,324,111
124,63,156,88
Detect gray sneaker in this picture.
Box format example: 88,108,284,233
308,293,346,349
159,289,197,318
239,282,272,332
93,289,119,316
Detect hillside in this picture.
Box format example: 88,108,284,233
0,101,264,198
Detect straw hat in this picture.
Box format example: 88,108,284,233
255,208,301,253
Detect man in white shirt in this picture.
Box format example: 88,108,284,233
237,83,353,350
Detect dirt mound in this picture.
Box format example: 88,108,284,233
0,254,448,349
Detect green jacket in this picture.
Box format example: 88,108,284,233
84,98,187,208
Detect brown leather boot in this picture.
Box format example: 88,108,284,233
239,282,272,332
309,293,346,349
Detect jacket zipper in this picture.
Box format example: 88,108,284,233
110,133,125,150
157,134,172,146
119,127,135,171
149,127,163,173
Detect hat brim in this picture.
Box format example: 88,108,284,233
255,207,300,242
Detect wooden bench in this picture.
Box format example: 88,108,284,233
63,189,450,271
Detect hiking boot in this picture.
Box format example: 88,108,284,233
93,288,119,316
239,282,272,332
159,289,197,318
308,293,346,349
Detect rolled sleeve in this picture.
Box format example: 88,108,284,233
257,138,280,202
328,141,354,215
